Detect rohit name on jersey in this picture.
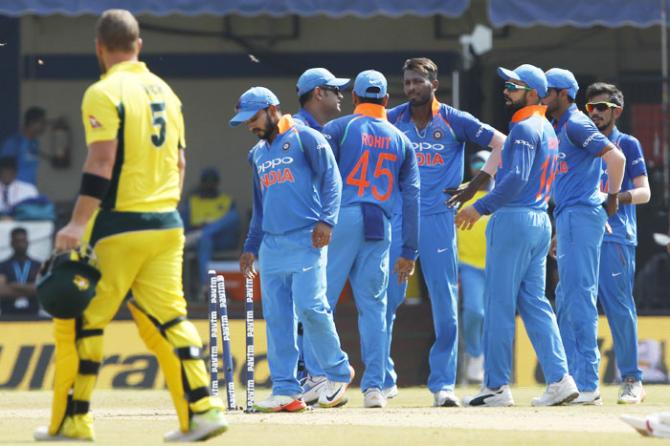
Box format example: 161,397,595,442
257,156,295,190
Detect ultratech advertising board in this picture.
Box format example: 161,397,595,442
0,320,269,390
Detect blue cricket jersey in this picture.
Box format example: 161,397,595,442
243,115,342,256
387,99,495,216
552,104,611,216
293,108,323,132
474,105,558,214
600,127,647,246
323,103,420,259
0,133,40,185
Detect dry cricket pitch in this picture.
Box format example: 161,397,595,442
1,385,668,445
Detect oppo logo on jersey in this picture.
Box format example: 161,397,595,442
257,157,296,190
411,142,445,152
257,156,294,174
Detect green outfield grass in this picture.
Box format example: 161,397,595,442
1,385,668,445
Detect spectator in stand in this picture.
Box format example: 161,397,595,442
0,227,41,317
0,107,48,186
182,168,241,294
0,157,39,218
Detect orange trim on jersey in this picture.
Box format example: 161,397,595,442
277,114,296,134
511,105,547,123
431,98,441,117
354,103,387,120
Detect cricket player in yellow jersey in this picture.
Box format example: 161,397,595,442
34,9,227,442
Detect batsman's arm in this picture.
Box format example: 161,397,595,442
55,140,117,251
177,148,186,194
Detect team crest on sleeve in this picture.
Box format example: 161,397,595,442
88,115,102,129
282,142,291,151
73,274,91,291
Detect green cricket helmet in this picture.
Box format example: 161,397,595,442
37,246,101,319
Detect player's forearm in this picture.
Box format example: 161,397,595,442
619,188,650,205
602,148,625,193
482,130,506,176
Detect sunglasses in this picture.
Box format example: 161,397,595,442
504,82,532,92
585,101,621,113
319,85,341,93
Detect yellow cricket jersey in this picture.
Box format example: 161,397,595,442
457,188,490,269
189,194,233,228
81,61,185,213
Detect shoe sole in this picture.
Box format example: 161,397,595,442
532,390,580,407
34,426,93,442
319,395,349,409
165,423,229,442
570,398,603,406
254,400,307,413
435,399,462,408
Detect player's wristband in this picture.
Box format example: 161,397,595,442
80,173,111,200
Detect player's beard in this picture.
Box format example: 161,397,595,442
592,114,613,132
505,92,528,112
408,89,432,107
254,111,277,140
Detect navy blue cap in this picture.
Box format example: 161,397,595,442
353,70,388,99
296,68,350,96
545,68,579,100
497,64,548,98
229,87,280,127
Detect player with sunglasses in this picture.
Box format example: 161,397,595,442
457,64,577,407
292,68,350,404
543,68,626,405
294,68,349,132
586,82,650,404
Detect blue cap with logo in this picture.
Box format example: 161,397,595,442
229,87,280,127
296,68,350,96
497,64,548,98
353,70,388,99
545,68,579,100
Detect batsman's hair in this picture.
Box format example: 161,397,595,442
96,9,140,53
402,57,439,82
585,82,624,108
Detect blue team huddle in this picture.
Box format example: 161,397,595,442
230,57,649,412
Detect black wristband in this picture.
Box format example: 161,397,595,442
80,173,111,200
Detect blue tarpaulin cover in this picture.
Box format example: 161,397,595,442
489,0,668,28
0,0,469,17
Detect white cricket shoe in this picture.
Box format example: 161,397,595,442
570,390,603,406
382,385,399,399
301,375,327,405
34,426,92,442
363,388,387,408
318,365,354,408
164,408,228,442
618,378,646,404
253,394,306,413
433,389,461,407
463,385,514,407
531,374,579,406
466,354,484,384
